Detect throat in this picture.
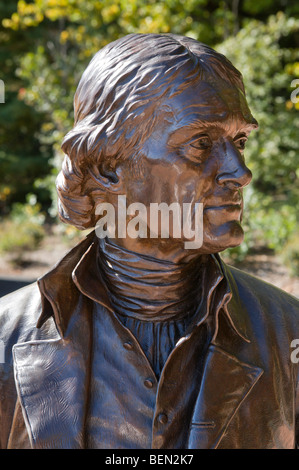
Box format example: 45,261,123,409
97,238,208,321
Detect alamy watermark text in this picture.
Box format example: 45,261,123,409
95,195,203,249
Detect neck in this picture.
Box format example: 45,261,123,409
97,237,210,321
109,235,204,264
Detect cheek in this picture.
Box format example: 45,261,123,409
177,164,217,204
141,164,192,204
124,158,218,206
121,163,155,204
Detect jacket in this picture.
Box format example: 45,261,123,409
1,231,299,449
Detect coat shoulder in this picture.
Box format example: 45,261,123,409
0,281,41,311
228,264,299,304
0,282,58,348
226,264,299,328
0,283,42,334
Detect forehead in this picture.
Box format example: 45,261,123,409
162,79,258,135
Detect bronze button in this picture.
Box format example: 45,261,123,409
123,341,133,350
157,413,168,425
144,379,154,389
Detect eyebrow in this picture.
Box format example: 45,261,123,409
167,116,258,148
186,117,258,132
168,117,258,142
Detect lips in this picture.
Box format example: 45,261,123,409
204,202,242,211
204,189,243,211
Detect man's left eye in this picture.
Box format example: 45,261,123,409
235,137,248,151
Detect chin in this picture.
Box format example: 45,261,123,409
201,221,245,254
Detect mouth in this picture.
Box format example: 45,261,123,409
204,203,242,212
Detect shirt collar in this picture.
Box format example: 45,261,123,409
36,230,249,342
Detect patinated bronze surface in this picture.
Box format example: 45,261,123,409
0,34,299,449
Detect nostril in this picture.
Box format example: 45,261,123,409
216,167,252,188
216,175,241,189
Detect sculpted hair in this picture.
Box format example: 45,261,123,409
57,33,246,229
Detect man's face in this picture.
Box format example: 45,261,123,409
115,77,257,255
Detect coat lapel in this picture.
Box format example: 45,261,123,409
12,302,92,449
188,344,263,449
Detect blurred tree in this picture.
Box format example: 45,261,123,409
2,0,253,217
0,0,52,215
1,1,298,261
218,13,299,257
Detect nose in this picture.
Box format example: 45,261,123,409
216,140,252,189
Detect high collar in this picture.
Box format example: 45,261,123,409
36,230,250,343
97,237,217,322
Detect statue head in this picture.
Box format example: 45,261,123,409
56,33,258,256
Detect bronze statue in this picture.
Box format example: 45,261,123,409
1,33,299,449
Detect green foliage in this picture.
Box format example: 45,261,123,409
280,233,299,277
218,13,299,259
0,1,52,214
0,1,298,262
0,194,45,253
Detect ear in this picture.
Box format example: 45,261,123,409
87,161,125,196
99,161,119,184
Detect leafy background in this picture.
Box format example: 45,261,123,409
0,0,298,279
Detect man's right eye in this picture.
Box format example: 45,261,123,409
190,135,212,150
